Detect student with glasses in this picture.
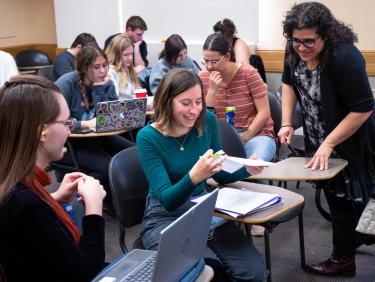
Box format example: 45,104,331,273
149,34,200,95
0,75,107,281
279,2,375,276
199,33,276,164
55,45,134,215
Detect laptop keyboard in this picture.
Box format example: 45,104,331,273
124,255,156,281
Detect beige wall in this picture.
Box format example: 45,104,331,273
259,0,375,50
0,0,56,47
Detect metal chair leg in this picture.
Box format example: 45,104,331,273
298,213,306,269
264,227,272,282
119,222,128,253
67,140,81,171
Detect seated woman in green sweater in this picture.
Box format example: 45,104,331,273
136,69,268,282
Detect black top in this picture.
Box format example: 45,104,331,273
53,50,76,79
282,42,375,201
0,183,105,282
104,33,149,67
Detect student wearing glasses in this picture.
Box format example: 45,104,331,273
199,33,276,163
55,45,134,215
149,34,200,95
0,75,107,281
279,2,375,276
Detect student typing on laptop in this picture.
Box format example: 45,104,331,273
136,69,268,281
55,45,134,215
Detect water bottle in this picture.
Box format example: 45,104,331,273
225,106,236,126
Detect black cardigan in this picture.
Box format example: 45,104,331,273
282,43,375,185
0,183,105,281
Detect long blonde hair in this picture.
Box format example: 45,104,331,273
106,35,140,89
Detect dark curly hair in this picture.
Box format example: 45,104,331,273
282,2,357,70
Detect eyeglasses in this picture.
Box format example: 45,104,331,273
290,36,320,49
200,55,225,66
52,118,77,130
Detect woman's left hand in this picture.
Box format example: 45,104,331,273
51,172,86,204
93,75,110,86
305,142,334,170
244,154,264,175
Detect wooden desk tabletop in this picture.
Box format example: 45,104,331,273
69,128,130,138
249,157,348,181
210,181,304,224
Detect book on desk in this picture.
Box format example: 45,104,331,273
193,188,282,218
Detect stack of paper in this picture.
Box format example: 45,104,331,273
193,188,282,218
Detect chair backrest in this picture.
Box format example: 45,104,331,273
217,119,247,158
268,91,282,135
36,65,56,82
15,50,51,69
108,147,149,228
249,54,267,83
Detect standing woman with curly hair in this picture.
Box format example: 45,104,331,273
278,2,375,276
55,45,134,214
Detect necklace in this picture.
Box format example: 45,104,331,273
174,133,189,151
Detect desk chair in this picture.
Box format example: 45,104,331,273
36,65,56,82
217,119,247,158
108,147,148,253
15,50,52,73
209,180,305,282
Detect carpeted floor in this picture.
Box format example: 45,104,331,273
103,179,375,282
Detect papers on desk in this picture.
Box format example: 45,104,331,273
192,188,282,218
222,156,275,174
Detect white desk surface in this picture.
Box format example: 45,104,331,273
195,265,214,282
208,180,305,225
69,128,130,138
249,157,348,181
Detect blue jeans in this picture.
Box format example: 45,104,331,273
244,135,276,161
141,196,268,282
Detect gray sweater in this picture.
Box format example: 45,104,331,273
149,57,200,95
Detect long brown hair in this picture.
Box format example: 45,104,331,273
0,75,80,243
153,69,206,135
105,35,140,89
77,44,108,109
0,75,60,201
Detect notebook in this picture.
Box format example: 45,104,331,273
92,189,219,282
95,98,147,133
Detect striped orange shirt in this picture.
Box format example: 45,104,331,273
199,65,274,138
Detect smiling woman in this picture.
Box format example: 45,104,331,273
279,2,375,277
136,68,268,281
0,75,107,281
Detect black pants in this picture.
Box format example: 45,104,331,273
323,183,364,257
56,135,135,205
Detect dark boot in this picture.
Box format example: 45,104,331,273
305,255,355,276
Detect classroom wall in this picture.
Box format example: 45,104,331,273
0,0,56,46
259,0,375,50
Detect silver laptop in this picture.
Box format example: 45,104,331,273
95,98,147,133
92,189,218,282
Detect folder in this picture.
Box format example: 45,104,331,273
193,188,282,218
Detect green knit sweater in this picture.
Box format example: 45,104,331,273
136,110,249,211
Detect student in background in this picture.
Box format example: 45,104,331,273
199,33,276,162
149,34,200,95
0,50,18,86
104,15,148,72
105,35,141,99
55,45,134,215
0,75,106,281
279,2,375,276
137,69,268,282
53,33,98,79
213,18,250,66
